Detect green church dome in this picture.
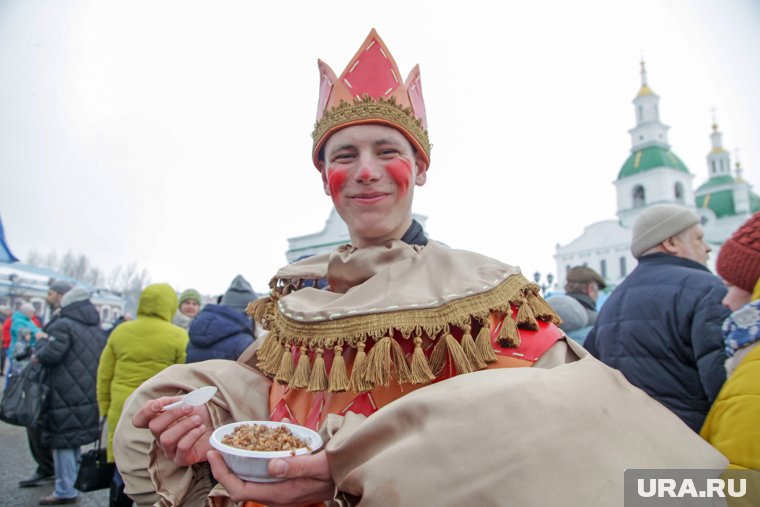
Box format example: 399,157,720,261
696,175,733,192
618,145,690,179
696,181,760,218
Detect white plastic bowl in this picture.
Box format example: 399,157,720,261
209,421,323,483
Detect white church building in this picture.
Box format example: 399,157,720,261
554,62,759,290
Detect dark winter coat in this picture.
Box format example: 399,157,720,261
35,299,103,448
585,253,730,432
186,304,254,363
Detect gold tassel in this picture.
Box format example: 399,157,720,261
361,336,392,388
290,346,312,389
428,334,448,376
527,291,562,324
308,348,328,392
390,338,412,384
460,325,487,370
349,341,372,392
445,333,474,375
255,332,282,374
246,297,271,322
410,335,436,383
274,343,295,385
428,333,473,376
516,299,539,330
328,345,349,392
497,313,521,348
475,322,498,364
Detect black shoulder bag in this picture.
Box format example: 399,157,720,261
0,361,49,427
74,417,116,492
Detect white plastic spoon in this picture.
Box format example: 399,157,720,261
162,386,218,412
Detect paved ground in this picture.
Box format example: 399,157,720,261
0,421,109,506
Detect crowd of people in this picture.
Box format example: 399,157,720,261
1,275,259,505
2,28,759,506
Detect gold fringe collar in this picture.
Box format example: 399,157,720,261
248,274,560,394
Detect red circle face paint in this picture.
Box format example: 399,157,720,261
385,158,412,197
327,165,348,204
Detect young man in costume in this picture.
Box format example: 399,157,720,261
116,30,726,506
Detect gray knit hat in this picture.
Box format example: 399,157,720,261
49,280,73,295
630,205,700,259
222,275,256,313
61,287,89,307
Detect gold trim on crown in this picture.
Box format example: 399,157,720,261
311,96,431,165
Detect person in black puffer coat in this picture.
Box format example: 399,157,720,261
586,205,730,433
186,275,257,363
35,287,103,504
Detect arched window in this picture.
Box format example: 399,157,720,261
637,105,643,122
600,259,607,279
633,185,646,208
674,182,684,203
101,306,110,323
620,257,627,277
711,160,716,174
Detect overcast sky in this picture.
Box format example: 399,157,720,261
1,0,759,295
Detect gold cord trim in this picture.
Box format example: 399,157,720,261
312,96,431,161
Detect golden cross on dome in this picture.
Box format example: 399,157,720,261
710,106,718,130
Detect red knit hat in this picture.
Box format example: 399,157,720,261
717,212,760,292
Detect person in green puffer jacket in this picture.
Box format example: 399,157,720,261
97,283,188,506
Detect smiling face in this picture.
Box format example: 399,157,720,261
180,299,200,318
319,124,428,247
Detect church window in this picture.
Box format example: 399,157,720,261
600,259,608,279
637,105,643,122
711,160,716,174
633,185,646,208
620,257,627,277
101,306,110,322
674,182,684,203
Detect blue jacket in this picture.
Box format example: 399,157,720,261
10,310,41,351
186,304,254,363
585,253,730,432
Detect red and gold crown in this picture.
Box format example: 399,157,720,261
311,29,431,169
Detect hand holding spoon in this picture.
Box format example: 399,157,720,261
162,386,218,412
